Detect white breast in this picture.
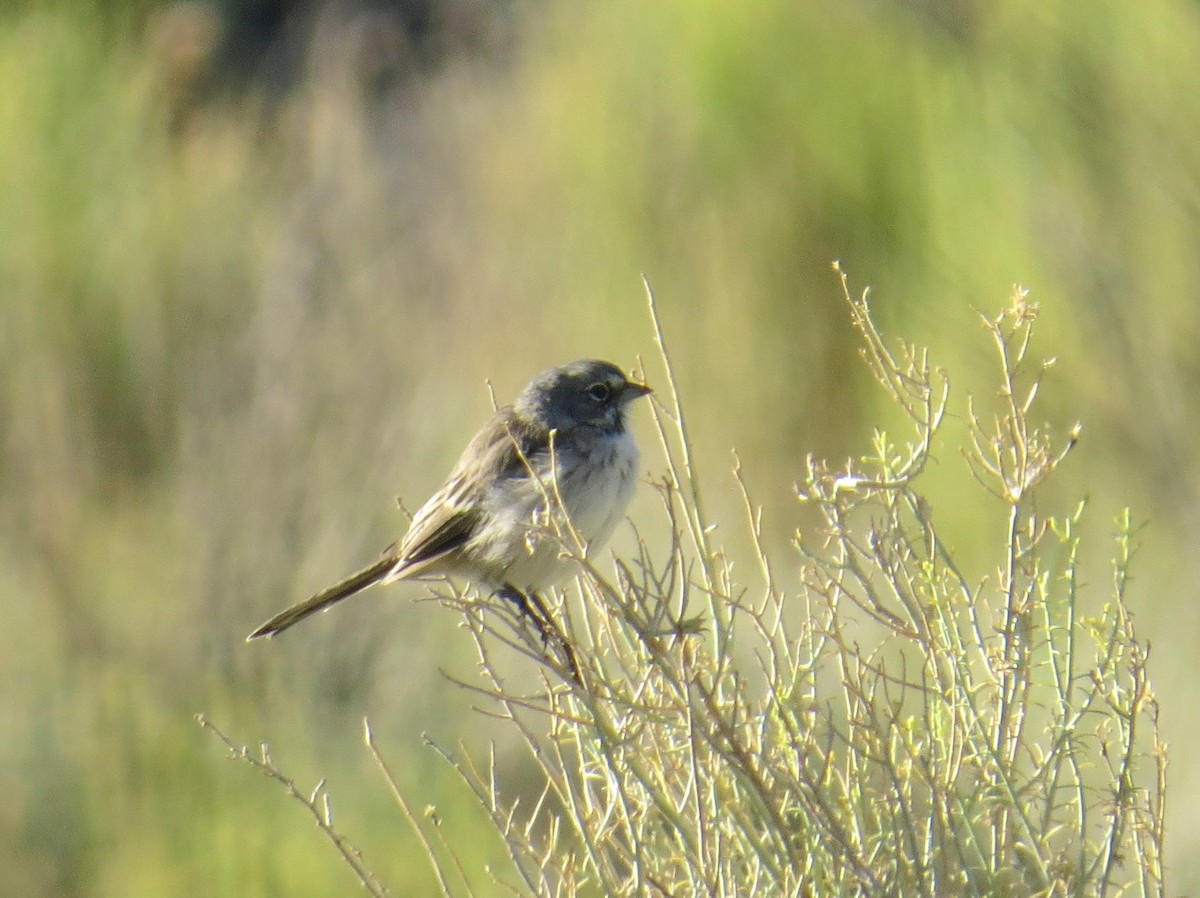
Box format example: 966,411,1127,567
558,429,640,549
470,429,640,591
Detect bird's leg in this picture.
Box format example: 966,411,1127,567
496,584,546,629
496,584,581,685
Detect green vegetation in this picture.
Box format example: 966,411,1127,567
214,281,1163,896
1,1,1196,895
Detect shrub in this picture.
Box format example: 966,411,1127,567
209,273,1165,897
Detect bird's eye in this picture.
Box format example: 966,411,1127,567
587,382,612,402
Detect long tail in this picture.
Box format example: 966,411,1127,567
246,551,399,640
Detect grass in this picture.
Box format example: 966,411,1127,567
4,2,1194,892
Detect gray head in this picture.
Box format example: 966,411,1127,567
514,359,652,433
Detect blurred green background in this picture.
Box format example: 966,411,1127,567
3,0,1199,893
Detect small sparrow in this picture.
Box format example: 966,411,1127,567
247,359,651,676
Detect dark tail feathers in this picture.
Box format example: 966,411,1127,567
246,551,399,641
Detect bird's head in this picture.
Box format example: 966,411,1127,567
515,359,652,434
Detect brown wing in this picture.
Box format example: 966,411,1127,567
246,407,550,640
390,407,548,579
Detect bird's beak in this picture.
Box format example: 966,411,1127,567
620,380,653,403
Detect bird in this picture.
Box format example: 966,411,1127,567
246,359,652,676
